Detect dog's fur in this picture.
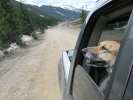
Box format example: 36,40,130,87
89,40,120,66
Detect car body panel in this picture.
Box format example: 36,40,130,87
72,65,104,100
58,50,74,98
62,52,71,81
58,53,67,97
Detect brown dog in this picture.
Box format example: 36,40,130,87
88,40,120,66
83,41,120,87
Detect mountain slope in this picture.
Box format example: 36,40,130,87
14,0,80,21
0,0,58,48
39,5,80,21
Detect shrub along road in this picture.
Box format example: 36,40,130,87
0,22,80,100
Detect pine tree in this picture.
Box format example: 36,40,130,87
0,0,19,47
80,10,87,23
0,0,58,48
16,2,33,35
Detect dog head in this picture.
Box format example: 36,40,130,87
85,41,120,66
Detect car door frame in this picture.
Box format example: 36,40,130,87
65,1,113,100
65,1,133,100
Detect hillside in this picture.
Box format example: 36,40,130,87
0,0,81,48
0,0,58,48
39,5,80,21
13,0,80,21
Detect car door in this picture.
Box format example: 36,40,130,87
123,65,133,100
66,1,133,100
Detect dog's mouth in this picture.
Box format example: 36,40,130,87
82,48,108,67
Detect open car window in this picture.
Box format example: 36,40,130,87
81,11,132,96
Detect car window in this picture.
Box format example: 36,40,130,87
81,11,132,96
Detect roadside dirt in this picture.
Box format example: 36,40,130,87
0,22,80,100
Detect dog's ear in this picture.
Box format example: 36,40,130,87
111,50,119,56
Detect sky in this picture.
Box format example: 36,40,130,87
16,0,97,10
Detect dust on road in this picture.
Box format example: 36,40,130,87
0,22,80,100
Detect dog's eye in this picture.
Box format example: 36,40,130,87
101,46,112,54
101,46,106,50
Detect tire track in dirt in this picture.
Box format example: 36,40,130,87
0,22,80,100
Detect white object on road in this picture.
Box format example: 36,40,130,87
5,43,19,54
21,35,33,45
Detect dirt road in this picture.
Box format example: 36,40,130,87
0,22,80,100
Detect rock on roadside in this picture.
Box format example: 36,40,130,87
21,35,34,46
4,43,19,54
0,50,4,60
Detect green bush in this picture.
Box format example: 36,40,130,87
0,0,58,48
